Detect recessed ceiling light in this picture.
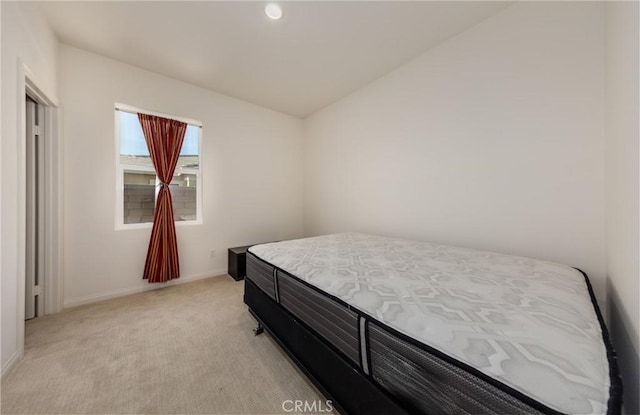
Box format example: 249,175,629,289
265,3,283,20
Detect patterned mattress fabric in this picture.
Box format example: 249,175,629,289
248,233,613,415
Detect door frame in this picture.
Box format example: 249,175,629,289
16,60,63,360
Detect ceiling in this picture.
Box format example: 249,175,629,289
38,1,511,118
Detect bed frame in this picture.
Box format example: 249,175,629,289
244,278,408,415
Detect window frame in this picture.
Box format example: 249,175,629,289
114,103,203,230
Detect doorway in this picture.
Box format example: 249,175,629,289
2,63,65,377
25,96,45,319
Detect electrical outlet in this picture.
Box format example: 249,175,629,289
210,249,216,258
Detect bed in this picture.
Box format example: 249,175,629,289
243,233,622,415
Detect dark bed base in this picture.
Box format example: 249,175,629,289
244,278,409,415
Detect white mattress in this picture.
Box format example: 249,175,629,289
249,233,610,415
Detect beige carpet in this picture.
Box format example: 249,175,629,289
1,276,333,414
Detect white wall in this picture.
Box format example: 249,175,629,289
60,45,303,307
303,2,607,305
604,2,640,414
1,2,59,374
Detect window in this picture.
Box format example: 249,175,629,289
115,104,202,229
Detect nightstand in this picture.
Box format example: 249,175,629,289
228,245,253,281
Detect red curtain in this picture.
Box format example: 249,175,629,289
138,114,187,283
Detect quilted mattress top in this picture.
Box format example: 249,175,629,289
249,233,611,415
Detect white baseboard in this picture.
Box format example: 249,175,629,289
64,268,229,309
1,350,21,380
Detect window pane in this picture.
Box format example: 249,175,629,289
123,171,198,223
123,170,156,224
181,125,199,156
172,173,197,221
120,112,199,171
177,125,199,170
119,111,149,156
